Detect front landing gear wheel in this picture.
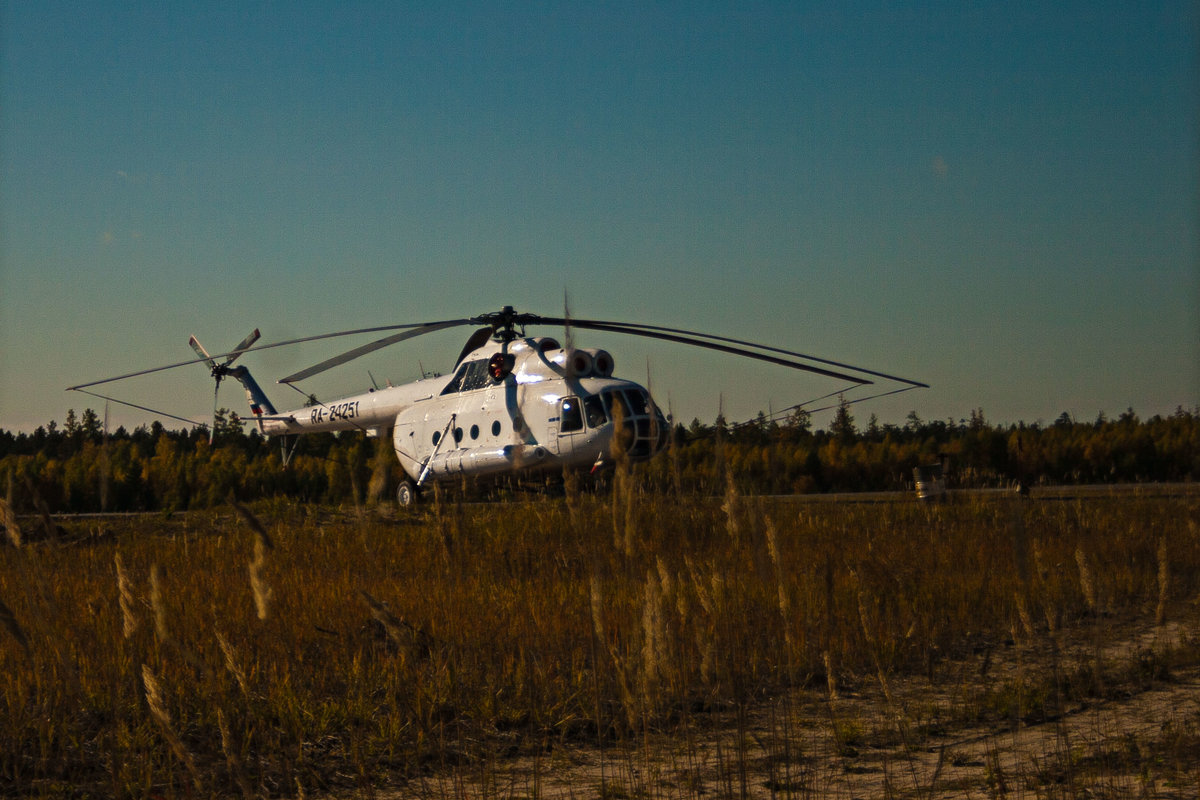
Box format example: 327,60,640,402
396,479,419,508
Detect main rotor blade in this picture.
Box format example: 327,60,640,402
279,320,468,384
69,388,206,427
546,319,873,384
67,318,472,391
537,316,927,388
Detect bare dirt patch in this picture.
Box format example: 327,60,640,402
381,612,1200,799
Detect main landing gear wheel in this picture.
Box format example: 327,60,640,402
396,479,419,508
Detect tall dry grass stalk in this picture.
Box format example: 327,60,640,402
0,597,30,659
114,553,137,639
855,580,897,707
233,499,275,620
217,709,253,800
683,554,723,686
765,519,795,657
141,663,203,792
360,589,429,660
1033,539,1060,633
1009,502,1036,639
823,650,838,701
360,589,404,644
149,563,169,643
666,399,682,496
249,537,272,620
640,568,670,707
22,474,60,541
589,575,639,726
231,497,274,551
0,497,22,548
562,466,582,526
1156,536,1170,626
144,562,211,676
366,431,393,505
215,629,251,697
1075,545,1098,614
607,402,638,557
722,471,741,545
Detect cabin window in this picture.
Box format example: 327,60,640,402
491,420,501,436
432,431,441,445
470,424,479,440
453,427,463,443
560,396,584,432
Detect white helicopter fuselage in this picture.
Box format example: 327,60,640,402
244,336,668,488
69,306,925,507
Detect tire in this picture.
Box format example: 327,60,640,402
396,479,419,507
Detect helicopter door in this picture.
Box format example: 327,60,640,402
392,417,424,480
556,396,585,459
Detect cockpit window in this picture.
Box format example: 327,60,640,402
603,389,631,419
583,395,607,428
626,389,649,416
440,359,492,394
560,396,583,432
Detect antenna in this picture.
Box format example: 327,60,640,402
101,401,110,513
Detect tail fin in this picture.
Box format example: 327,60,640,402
227,366,277,428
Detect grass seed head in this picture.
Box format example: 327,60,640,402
115,553,137,639
589,576,606,642
149,563,168,642
215,629,250,696
249,539,273,621
0,498,22,548
141,663,170,725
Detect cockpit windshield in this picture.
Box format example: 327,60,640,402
626,389,648,416
440,359,492,394
580,387,667,458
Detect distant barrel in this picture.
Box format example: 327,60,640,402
913,463,946,500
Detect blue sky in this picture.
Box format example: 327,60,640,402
2,2,1196,433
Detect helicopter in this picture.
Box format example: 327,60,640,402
68,306,928,506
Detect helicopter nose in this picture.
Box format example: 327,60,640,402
607,412,668,460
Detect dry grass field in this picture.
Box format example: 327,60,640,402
1,481,1198,798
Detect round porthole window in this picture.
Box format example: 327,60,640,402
432,431,440,445
453,427,463,443
491,420,501,436
470,424,479,440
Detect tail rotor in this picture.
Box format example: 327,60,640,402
189,329,260,442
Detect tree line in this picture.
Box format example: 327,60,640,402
1,403,1197,513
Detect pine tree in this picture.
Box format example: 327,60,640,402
830,396,856,441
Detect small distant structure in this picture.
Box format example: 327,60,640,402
913,462,947,500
